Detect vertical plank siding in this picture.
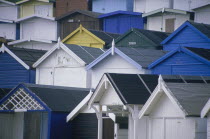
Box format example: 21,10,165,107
71,113,98,139
59,14,101,39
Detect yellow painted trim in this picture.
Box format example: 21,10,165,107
16,0,50,4
62,25,105,45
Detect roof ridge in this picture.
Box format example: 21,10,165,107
77,45,96,59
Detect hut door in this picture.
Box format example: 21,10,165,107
103,118,114,139
0,114,14,139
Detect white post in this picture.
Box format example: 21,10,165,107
133,105,139,139
111,39,115,55
98,105,103,139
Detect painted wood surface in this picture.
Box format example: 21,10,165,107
194,5,210,25
36,49,89,88
20,18,57,41
0,2,17,20
208,113,210,139
71,113,98,139
14,41,55,50
58,13,101,39
139,93,207,139
146,13,190,33
101,13,143,34
0,52,35,88
0,23,16,40
91,54,149,88
163,26,210,50
20,0,53,18
62,26,104,48
92,0,133,13
151,52,210,76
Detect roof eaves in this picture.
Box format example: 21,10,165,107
99,10,142,18
106,73,128,104
148,47,179,69
182,47,210,66
143,8,188,17
201,98,210,118
0,44,30,69
15,14,55,22
0,0,16,5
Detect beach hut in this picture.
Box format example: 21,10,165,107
0,83,90,139
56,10,102,39
139,76,210,139
99,11,144,34
0,44,46,88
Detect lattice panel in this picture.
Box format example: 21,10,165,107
0,88,45,111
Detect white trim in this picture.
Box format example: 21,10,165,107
139,76,187,119
201,98,210,118
0,19,14,23
0,44,30,70
16,0,29,4
33,41,86,68
142,8,188,17
66,90,93,122
15,14,55,23
88,75,108,107
0,0,16,5
8,38,53,45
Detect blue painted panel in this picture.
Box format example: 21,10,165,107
103,14,143,34
0,52,35,88
92,0,130,13
16,23,20,40
151,52,210,76
164,26,210,51
50,112,72,139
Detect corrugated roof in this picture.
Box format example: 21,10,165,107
24,83,90,112
166,83,210,116
189,21,210,38
7,46,46,68
65,44,104,64
186,47,210,61
88,29,121,45
56,10,102,20
117,47,167,68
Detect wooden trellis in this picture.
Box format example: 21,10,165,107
0,88,45,111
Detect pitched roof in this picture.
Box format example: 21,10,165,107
7,46,46,67
88,29,121,45
65,44,104,64
24,83,90,112
99,10,142,18
166,82,210,116
104,73,210,105
15,14,55,23
142,8,192,17
117,47,167,68
149,47,210,69
186,47,210,61
106,73,159,104
0,88,11,100
188,21,210,38
161,21,210,45
56,10,102,20
113,28,170,49
86,47,166,70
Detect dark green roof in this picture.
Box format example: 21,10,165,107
112,28,170,49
